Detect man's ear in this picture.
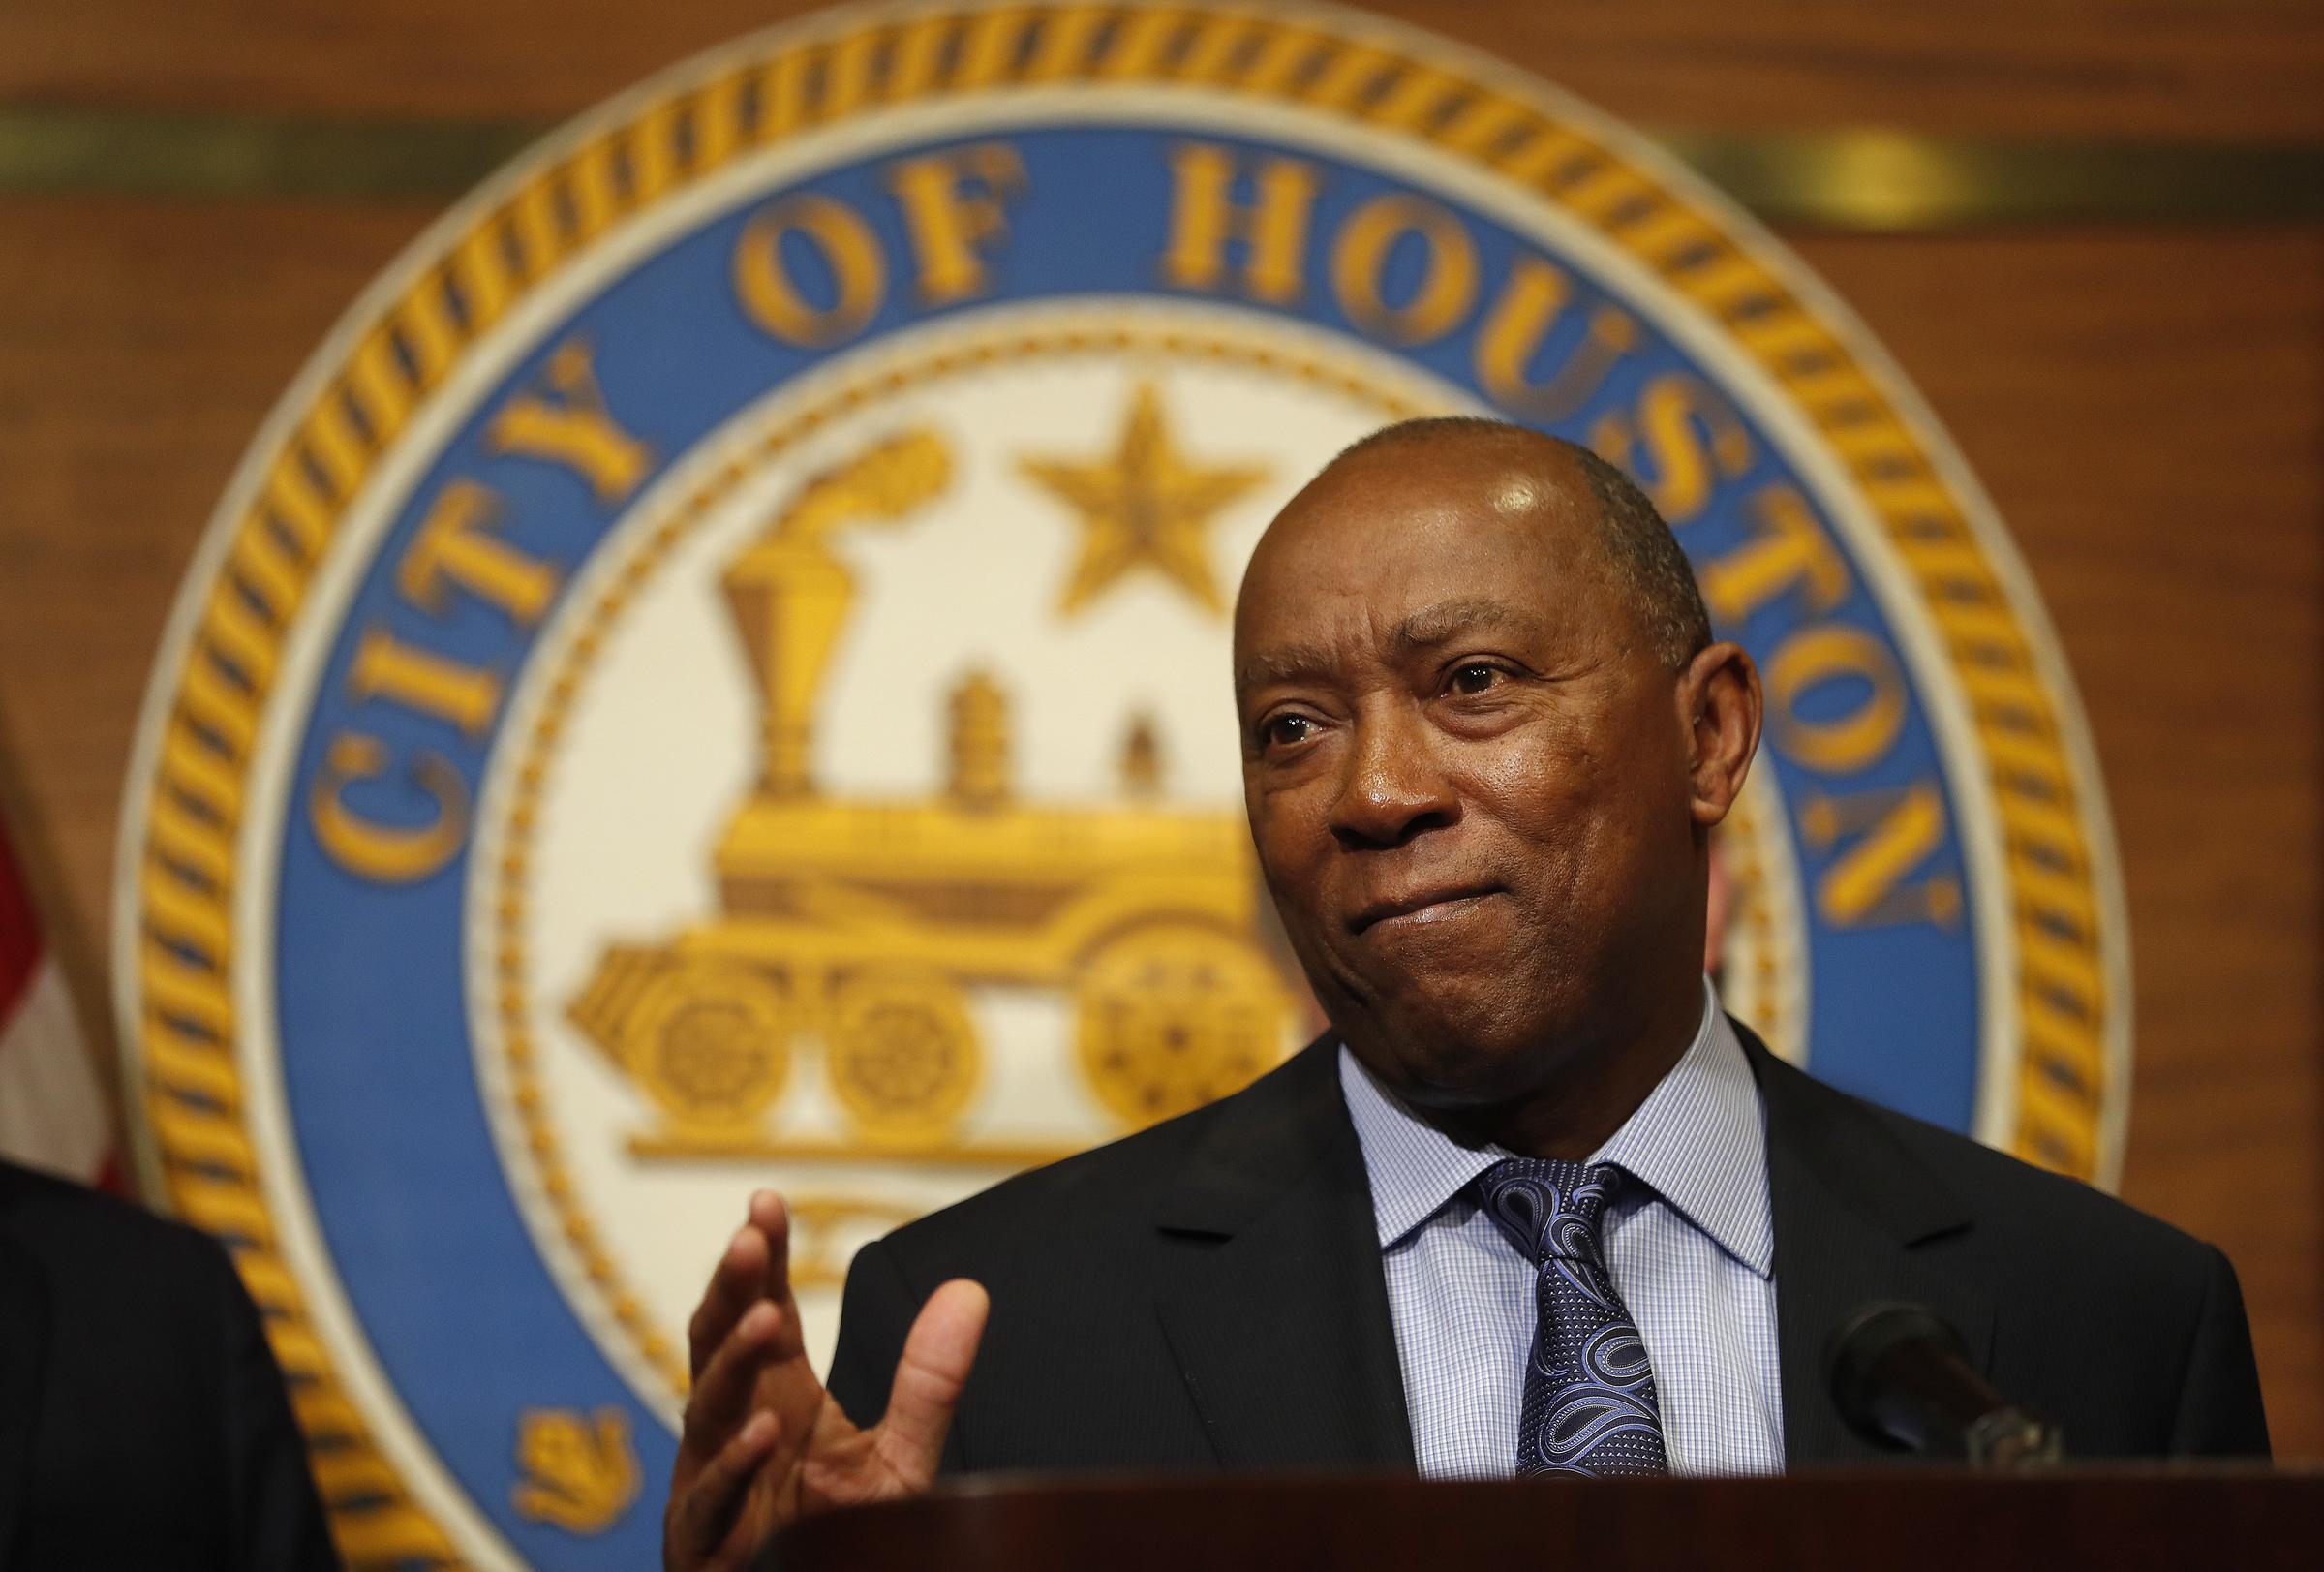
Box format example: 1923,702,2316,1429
1679,641,1761,828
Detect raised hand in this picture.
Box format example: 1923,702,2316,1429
662,1190,989,1572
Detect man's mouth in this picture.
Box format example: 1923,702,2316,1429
1349,885,1503,934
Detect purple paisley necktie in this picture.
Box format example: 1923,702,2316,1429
1475,1157,1670,1477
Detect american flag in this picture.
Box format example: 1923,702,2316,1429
0,813,115,1186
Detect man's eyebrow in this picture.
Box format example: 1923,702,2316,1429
1234,600,1546,695
1390,598,1541,650
1234,643,1337,694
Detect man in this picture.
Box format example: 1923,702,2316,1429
0,1156,342,1570
663,420,2267,1569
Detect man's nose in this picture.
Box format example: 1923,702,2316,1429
1328,698,1458,849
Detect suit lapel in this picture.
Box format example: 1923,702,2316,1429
1742,1026,1992,1464
1151,1037,1416,1471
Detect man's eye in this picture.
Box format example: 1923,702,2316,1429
1448,663,1501,695
1261,714,1315,749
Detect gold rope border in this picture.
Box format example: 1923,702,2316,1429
123,5,2120,1564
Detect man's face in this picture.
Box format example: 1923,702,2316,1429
1233,447,1705,1109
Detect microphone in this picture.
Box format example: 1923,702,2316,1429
1826,1302,2062,1468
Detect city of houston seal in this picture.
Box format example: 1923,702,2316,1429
116,4,2128,1566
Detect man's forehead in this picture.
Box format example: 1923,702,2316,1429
1249,446,1596,577
1230,432,1611,688
1391,596,1540,644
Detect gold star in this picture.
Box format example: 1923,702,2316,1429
1018,383,1269,618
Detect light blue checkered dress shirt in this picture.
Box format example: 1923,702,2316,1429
1338,978,1784,1477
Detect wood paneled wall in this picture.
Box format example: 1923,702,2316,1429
2,0,2318,138
0,0,2317,1455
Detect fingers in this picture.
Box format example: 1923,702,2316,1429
688,1192,791,1380
671,1200,975,1561
872,1279,990,1485
686,1300,783,1448
665,1410,776,1572
746,1188,793,1303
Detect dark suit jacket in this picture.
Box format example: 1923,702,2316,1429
0,1159,341,1571
826,1025,2269,1470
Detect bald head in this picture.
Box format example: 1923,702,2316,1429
1244,417,1711,671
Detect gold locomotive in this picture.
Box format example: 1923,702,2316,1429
566,430,1296,1162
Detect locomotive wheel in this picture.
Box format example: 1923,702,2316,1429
823,968,982,1149
625,961,792,1132
1075,923,1289,1128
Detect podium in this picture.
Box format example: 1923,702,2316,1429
770,1470,2319,1570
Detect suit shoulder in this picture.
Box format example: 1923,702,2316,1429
1830,1082,2221,1279
881,1088,1222,1262
873,1036,1348,1274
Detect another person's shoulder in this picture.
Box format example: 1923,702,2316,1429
0,1156,234,1295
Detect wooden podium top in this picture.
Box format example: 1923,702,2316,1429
770,1468,2319,1572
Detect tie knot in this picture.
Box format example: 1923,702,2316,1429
1475,1156,1626,1266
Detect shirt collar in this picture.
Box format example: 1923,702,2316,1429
1336,977,1774,1279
